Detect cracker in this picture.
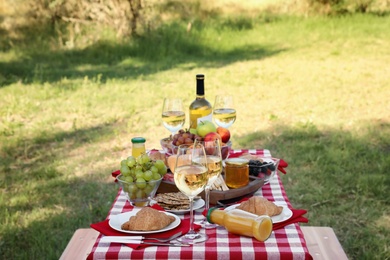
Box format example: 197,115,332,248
154,192,192,210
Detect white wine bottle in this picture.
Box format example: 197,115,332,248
189,74,212,130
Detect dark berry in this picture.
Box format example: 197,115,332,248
268,164,276,171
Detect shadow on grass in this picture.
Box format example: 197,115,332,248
1,120,389,259
0,20,285,87
1,175,118,259
0,121,121,258
1,122,118,181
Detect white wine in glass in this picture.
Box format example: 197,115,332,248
174,144,209,244
162,98,185,137
194,139,223,228
213,95,236,128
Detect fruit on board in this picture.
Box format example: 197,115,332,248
248,159,276,178
216,127,230,143
204,132,222,143
166,123,231,160
196,120,217,137
203,132,222,154
172,129,202,147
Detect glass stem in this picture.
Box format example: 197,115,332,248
205,185,211,212
189,197,194,232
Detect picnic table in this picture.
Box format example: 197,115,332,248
86,149,314,259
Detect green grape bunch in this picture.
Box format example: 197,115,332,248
119,154,167,183
118,154,167,204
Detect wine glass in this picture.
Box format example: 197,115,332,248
213,95,236,128
173,144,209,244
162,98,185,137
194,139,223,229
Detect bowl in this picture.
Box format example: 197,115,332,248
116,174,162,207
168,139,232,159
249,158,280,184
221,141,232,160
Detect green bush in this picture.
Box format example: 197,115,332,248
307,0,390,14
0,0,160,50
307,0,348,14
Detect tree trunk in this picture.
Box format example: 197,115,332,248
128,0,142,35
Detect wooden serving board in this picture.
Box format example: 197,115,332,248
157,175,264,205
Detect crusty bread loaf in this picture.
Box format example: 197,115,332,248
167,154,191,172
121,207,175,231
236,196,283,217
149,150,168,166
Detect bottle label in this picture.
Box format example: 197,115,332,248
197,113,213,126
190,111,212,128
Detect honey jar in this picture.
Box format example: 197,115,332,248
224,158,249,189
131,137,146,158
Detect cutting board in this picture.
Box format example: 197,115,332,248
157,175,264,205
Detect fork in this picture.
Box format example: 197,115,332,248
100,231,183,243
143,231,183,242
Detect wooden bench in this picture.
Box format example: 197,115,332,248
301,226,348,260
60,227,348,260
60,228,99,260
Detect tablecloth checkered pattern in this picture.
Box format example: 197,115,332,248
87,149,312,260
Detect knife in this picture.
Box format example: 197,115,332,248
142,241,190,247
101,231,183,243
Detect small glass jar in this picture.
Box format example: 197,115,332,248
131,137,146,158
225,158,249,189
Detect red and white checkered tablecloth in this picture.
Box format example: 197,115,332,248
87,149,312,260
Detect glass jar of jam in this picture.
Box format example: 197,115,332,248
225,158,249,189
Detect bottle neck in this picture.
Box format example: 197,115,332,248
207,208,224,224
196,74,205,97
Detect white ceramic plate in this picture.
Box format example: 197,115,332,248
108,209,181,234
224,202,293,224
165,199,205,214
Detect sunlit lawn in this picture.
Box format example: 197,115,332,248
0,13,389,259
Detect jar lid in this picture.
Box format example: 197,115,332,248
131,137,146,143
206,207,218,224
225,158,249,166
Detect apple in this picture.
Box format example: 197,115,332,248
204,132,221,143
203,132,222,154
196,120,217,137
217,127,230,143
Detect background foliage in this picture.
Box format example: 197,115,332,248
1,0,390,51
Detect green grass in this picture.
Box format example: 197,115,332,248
1,13,390,259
